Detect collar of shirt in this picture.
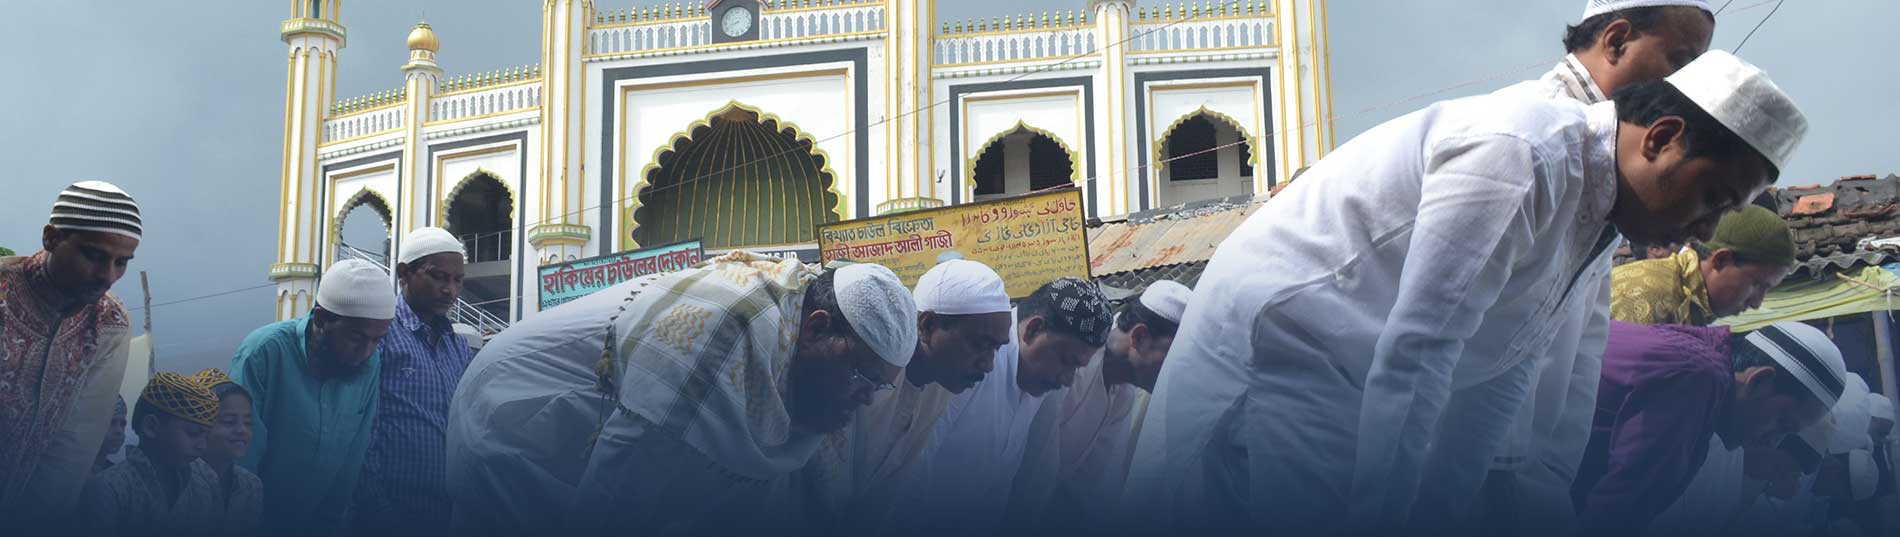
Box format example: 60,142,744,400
1557,53,1609,104
1582,101,1621,224
394,298,450,342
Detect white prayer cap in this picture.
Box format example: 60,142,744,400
399,227,466,265
1664,50,1809,172
1582,0,1710,20
1870,394,1894,421
834,263,920,368
1827,376,1873,454
1139,281,1191,324
316,259,397,320
1848,450,1878,501
913,259,1010,315
49,181,142,241
453,323,485,351
1743,322,1848,409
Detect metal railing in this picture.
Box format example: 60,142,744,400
337,244,510,336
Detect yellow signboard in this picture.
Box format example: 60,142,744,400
817,188,1090,298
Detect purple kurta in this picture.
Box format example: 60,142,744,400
1571,321,1734,532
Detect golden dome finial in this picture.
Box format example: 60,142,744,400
407,22,441,53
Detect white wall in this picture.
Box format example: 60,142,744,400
958,87,1086,203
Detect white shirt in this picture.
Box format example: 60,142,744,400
1123,87,1622,531
1005,350,1142,532
901,311,1046,535
1477,54,1621,530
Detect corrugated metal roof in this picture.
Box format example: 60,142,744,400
1086,195,1265,292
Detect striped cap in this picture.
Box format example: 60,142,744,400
1742,322,1849,409
140,371,220,427
49,181,142,241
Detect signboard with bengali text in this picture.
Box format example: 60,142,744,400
817,188,1090,298
536,239,704,310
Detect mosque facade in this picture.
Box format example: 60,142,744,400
269,0,1336,323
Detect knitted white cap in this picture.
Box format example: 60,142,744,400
834,263,920,368
1742,322,1848,409
49,181,142,241
1664,50,1809,172
1581,0,1711,20
1139,281,1192,324
316,259,397,320
399,227,466,265
913,259,1010,315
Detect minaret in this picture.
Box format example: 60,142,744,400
1276,0,1334,179
271,0,346,321
1094,0,1134,215
881,0,936,212
528,0,593,260
399,22,442,248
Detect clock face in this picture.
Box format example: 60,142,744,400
722,7,753,38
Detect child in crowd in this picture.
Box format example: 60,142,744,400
75,372,223,535
197,368,264,537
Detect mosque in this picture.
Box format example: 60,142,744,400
268,0,1336,325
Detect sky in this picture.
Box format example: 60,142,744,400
2,0,1895,374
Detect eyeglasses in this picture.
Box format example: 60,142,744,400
849,365,896,393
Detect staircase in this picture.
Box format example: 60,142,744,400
337,244,510,336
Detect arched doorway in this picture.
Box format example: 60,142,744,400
1156,110,1256,207
444,171,514,263
333,190,392,264
971,124,1077,202
630,103,842,249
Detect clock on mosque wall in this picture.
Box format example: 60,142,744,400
709,0,760,43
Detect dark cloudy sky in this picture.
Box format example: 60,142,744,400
2,0,1894,374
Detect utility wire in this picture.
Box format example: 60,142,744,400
1733,0,1785,53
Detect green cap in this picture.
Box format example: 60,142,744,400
1707,205,1795,267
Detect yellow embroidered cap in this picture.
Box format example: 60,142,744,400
194,368,236,390
141,371,220,427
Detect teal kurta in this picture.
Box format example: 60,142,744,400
230,317,380,536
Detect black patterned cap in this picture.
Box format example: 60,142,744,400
1044,277,1111,347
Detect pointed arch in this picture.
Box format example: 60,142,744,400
1151,106,1261,172
624,100,846,249
328,188,393,264
964,120,1084,193
441,170,517,262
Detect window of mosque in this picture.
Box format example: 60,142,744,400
1158,113,1256,208
336,193,392,263
972,128,1075,202
631,107,841,250
445,172,514,264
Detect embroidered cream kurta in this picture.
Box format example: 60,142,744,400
1610,248,1714,326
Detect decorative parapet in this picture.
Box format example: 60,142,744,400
281,17,347,45
933,11,1097,66
269,262,322,281
588,0,884,57
323,104,405,144
438,65,540,94
527,223,593,247
331,89,408,117
1129,1,1275,53
876,197,947,216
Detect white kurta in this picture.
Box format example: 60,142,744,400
1121,88,1621,533
897,312,1047,535
445,280,647,535
1472,53,1620,532
1005,350,1141,532
800,368,955,532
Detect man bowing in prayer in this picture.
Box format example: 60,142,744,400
1124,49,1808,534
1485,0,1716,530
355,227,473,535
1612,205,1794,325
1006,280,1190,534
447,253,916,535
231,259,396,536
801,258,1014,533
1573,321,1846,533
899,277,1111,536
1,181,141,528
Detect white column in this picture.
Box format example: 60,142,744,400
530,0,593,262
272,8,346,320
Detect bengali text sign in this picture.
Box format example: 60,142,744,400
817,189,1089,298
537,239,704,310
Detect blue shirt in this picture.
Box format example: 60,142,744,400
230,317,381,537
353,299,472,530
